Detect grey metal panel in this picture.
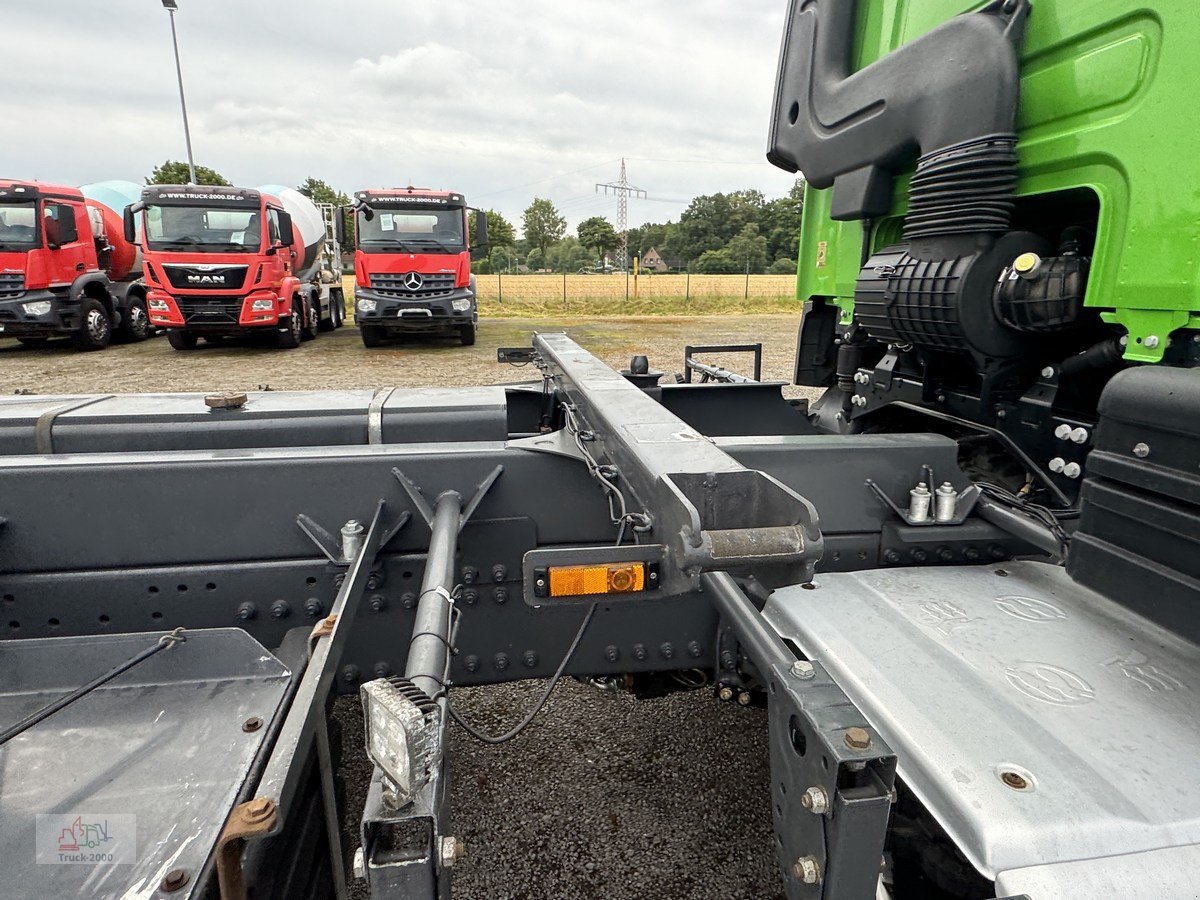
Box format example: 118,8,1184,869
381,386,507,444
0,443,611,572
763,561,1200,879
0,387,509,455
994,844,1200,899
0,628,290,899
715,433,963,534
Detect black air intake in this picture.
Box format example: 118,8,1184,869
767,0,1029,221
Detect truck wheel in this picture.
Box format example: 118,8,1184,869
276,301,303,349
318,292,338,333
167,330,199,351
302,297,319,341
72,298,112,351
360,323,387,348
459,322,477,346
118,296,151,343
331,293,344,328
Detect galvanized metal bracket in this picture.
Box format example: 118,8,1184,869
296,508,411,565
392,464,503,534
704,572,895,899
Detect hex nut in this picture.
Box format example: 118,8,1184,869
439,836,465,869
717,685,735,702
736,691,752,706
1132,442,1151,459
269,600,290,620
791,660,815,680
160,867,190,892
792,855,821,885
844,726,872,750
800,786,829,815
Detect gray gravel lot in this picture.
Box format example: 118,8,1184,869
5,315,806,899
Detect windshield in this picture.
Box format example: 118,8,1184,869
357,207,464,252
0,201,39,250
145,204,262,252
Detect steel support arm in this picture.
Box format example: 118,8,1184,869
531,333,823,592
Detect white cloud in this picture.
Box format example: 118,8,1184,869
1,0,800,233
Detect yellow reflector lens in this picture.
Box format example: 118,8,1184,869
548,563,645,597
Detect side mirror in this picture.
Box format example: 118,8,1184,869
355,200,375,222
333,207,346,245
264,244,278,256
277,211,294,246
470,210,489,260
122,206,137,244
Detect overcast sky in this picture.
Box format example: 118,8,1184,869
5,1,798,234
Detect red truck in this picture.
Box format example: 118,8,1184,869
0,179,151,351
339,187,487,347
126,183,344,350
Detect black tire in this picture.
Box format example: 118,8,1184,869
17,336,48,347
331,292,344,328
318,291,338,332
360,323,387,348
276,300,302,349
301,296,318,341
117,295,151,343
71,297,112,351
167,329,199,350
459,321,476,346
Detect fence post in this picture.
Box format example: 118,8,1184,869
744,260,750,299
498,271,503,305
563,270,567,308
685,270,690,304
625,268,629,301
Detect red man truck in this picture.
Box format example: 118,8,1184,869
0,179,151,351
340,186,488,347
127,183,344,350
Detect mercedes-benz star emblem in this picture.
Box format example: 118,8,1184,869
402,272,424,291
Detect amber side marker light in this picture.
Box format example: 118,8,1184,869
532,561,659,599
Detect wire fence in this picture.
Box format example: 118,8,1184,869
342,274,801,317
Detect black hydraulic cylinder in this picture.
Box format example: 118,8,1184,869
406,491,462,699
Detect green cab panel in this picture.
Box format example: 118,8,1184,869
796,0,1197,362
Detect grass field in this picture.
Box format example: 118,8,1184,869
342,273,800,317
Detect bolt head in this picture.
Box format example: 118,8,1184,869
439,836,465,869
245,797,273,822
1132,442,1151,459
791,660,815,680
237,602,257,621
369,594,387,612
1069,426,1089,444
1062,461,1082,479
717,685,735,702
242,716,263,733
800,785,829,815
269,601,290,620
1041,366,1055,378
1054,424,1072,440
844,726,872,750
605,645,620,663
792,855,821,885
1144,334,1160,349
160,867,190,892
1048,456,1066,473
736,691,752,706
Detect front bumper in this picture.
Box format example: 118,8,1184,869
0,290,78,336
148,289,284,333
354,286,476,332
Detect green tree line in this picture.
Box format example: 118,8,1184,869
146,161,803,274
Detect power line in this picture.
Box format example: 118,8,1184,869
595,158,647,267
473,158,621,201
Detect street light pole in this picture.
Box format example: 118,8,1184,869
162,0,196,184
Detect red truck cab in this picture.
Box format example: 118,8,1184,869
342,187,487,347
129,184,342,351
0,180,149,351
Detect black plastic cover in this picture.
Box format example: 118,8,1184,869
766,0,1028,220
1068,367,1200,643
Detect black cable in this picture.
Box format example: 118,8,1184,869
447,603,598,744
0,627,186,746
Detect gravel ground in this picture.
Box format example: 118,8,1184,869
3,315,806,899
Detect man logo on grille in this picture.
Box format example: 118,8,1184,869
402,272,424,291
